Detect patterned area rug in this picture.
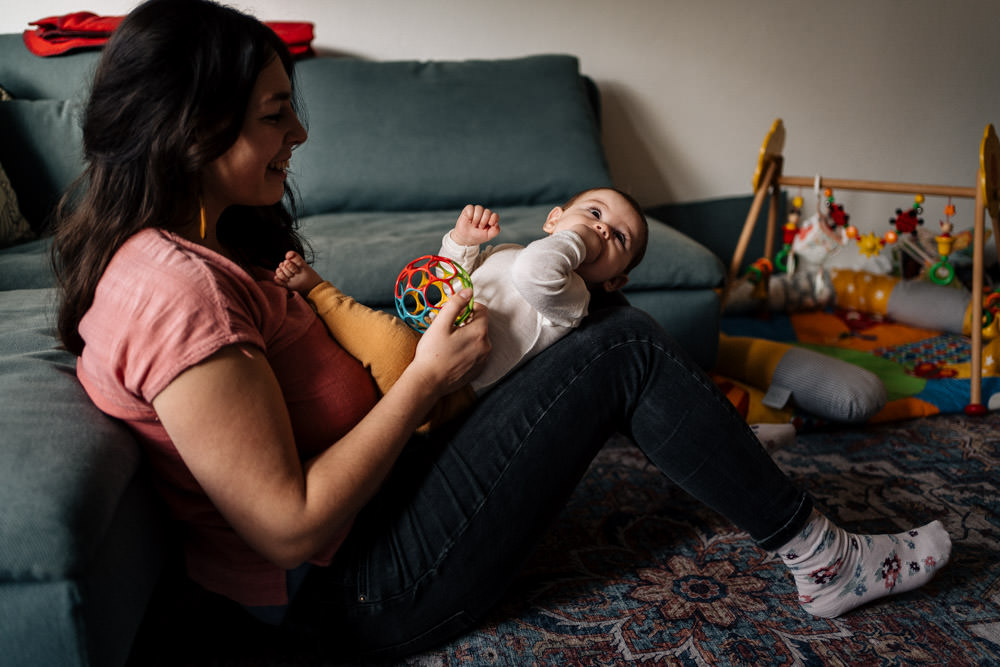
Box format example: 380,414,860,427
129,412,1000,665
403,413,1000,666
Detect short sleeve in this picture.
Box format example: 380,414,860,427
78,230,267,418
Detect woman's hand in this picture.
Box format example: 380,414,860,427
407,288,490,397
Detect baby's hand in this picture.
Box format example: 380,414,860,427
450,204,500,247
274,251,323,295
568,223,605,263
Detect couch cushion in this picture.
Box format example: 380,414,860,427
0,34,99,101
292,55,611,214
0,288,142,580
0,287,171,667
0,237,54,289
647,193,787,275
0,99,85,231
299,206,724,307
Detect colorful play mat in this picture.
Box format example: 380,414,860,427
718,309,1000,426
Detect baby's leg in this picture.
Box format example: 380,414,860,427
275,251,323,294
308,282,417,395
306,282,474,429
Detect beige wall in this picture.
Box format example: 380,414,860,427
5,0,999,232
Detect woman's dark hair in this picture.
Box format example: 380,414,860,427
52,0,306,355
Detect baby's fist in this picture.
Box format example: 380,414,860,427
452,204,500,246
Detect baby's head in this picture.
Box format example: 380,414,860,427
544,187,649,291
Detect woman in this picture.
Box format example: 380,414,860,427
53,0,951,659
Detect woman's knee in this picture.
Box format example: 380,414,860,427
573,306,699,378
567,306,674,355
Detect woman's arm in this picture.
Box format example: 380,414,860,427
152,291,489,569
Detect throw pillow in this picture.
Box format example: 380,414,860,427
0,86,32,248
0,99,86,229
0,86,32,246
0,158,34,247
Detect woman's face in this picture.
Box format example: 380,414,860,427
201,57,307,214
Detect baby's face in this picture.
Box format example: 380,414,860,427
544,188,643,286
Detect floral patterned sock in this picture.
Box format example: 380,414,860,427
779,510,951,618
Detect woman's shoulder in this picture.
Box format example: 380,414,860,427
80,228,270,407
94,228,270,336
118,228,249,282
110,228,264,307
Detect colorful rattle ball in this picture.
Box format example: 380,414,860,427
394,255,474,332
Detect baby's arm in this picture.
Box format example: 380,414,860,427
511,230,591,327
448,204,500,247
565,223,605,264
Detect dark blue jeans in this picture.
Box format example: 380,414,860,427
284,305,812,658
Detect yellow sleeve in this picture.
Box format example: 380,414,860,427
306,281,419,396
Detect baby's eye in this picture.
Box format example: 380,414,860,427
614,230,627,246
589,208,601,219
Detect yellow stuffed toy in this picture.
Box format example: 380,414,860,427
715,330,887,424
717,267,1000,423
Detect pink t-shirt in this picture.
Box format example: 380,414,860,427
77,229,379,606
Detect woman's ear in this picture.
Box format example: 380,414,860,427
542,206,563,233
602,274,629,293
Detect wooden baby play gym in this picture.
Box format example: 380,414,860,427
727,119,1000,416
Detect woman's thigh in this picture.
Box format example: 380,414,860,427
285,305,808,657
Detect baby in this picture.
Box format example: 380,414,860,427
434,187,647,393
275,186,649,425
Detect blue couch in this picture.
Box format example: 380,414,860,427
0,34,727,666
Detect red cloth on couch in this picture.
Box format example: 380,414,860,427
23,12,314,57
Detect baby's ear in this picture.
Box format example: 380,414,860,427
542,206,563,233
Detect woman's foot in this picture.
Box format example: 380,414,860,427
751,423,796,452
780,510,951,618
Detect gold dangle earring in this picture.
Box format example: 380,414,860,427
199,198,207,240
